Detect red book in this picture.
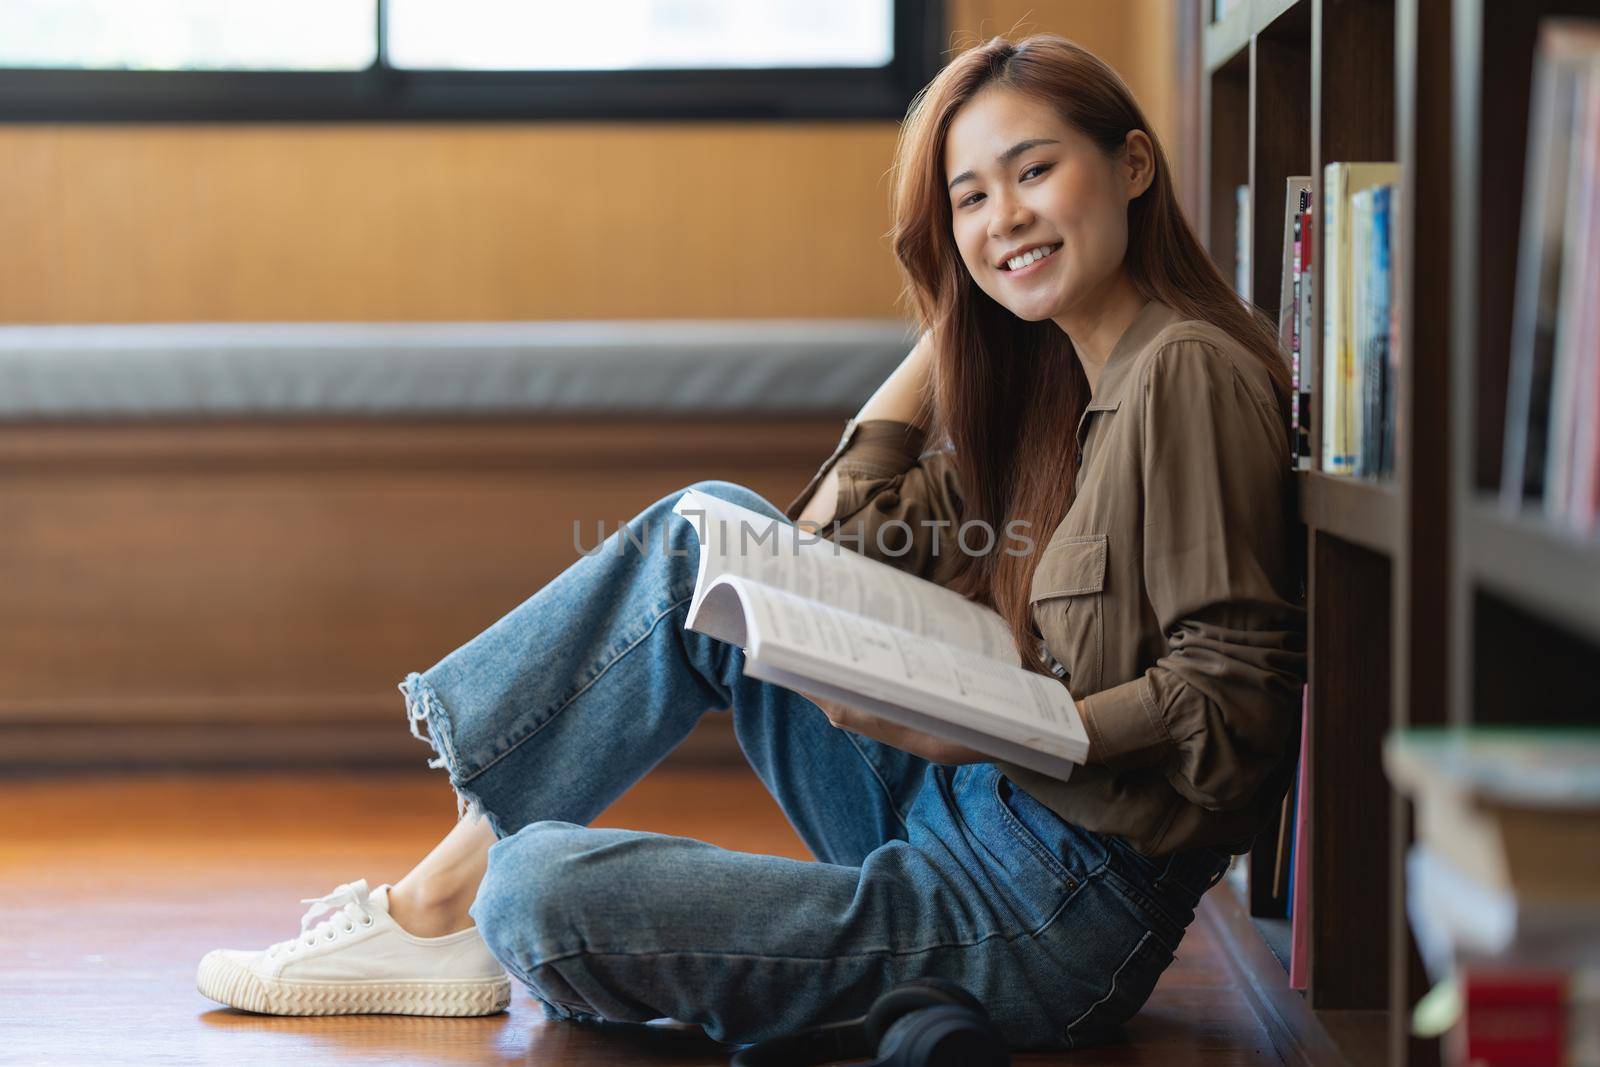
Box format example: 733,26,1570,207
1462,968,1567,1067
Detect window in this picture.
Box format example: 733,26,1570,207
0,0,940,121
385,0,892,71
0,1,376,71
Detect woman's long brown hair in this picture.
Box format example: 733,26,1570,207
888,33,1291,674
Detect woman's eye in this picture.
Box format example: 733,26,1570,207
956,164,1052,208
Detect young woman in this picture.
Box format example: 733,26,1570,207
198,33,1305,1053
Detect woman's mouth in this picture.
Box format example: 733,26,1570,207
999,242,1063,278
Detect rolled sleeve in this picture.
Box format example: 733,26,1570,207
784,417,965,581
1087,341,1306,809
1079,675,1169,769
783,417,927,521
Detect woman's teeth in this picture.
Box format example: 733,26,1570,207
1004,244,1061,271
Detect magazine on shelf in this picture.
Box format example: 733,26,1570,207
1279,177,1314,470
669,489,1090,781
1297,208,1315,471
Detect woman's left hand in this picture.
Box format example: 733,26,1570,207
796,690,991,765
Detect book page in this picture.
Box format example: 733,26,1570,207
672,488,1017,663
698,575,1087,765
745,656,1079,782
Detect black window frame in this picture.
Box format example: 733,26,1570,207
0,0,943,122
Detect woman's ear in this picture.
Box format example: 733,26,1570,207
1121,130,1156,201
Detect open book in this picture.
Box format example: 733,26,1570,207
671,489,1089,780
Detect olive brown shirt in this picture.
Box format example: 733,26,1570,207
783,299,1307,858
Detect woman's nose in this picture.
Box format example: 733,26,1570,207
987,193,1032,238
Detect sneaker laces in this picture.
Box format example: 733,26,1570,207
267,879,377,956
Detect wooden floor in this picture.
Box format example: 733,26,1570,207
0,767,1293,1065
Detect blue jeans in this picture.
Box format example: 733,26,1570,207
397,480,1231,1051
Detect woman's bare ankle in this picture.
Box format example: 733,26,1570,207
387,881,477,938
387,811,496,937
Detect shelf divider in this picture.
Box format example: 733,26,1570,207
1297,470,1399,554
1465,495,1600,645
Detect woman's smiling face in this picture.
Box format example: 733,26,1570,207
943,86,1141,325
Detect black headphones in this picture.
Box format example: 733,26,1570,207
728,976,1010,1067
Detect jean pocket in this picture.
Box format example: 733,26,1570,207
950,769,1080,937
985,771,1088,895
1061,928,1176,1050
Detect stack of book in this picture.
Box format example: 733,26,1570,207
1384,727,1600,1067
1321,161,1400,478
1501,19,1600,535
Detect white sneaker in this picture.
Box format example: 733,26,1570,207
197,879,511,1016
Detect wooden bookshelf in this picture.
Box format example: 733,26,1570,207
1192,0,1449,1064
1434,2,1600,1062
1196,0,1600,1065
1447,0,1600,722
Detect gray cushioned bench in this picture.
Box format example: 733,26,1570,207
0,319,915,418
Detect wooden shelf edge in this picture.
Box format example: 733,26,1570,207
1204,2,1252,74
1253,0,1309,37
1204,879,1364,1067
1297,469,1399,554
1465,494,1600,643
1204,0,1310,73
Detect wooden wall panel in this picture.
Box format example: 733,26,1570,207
0,124,906,323
0,2,1178,325
0,418,841,767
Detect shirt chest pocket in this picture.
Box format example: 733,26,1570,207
1028,533,1108,694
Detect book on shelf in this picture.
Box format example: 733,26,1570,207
1268,692,1302,917
1321,161,1399,476
1502,19,1600,534
1297,207,1315,470
1277,177,1314,470
1270,775,1293,904
1386,186,1403,482
670,489,1090,781
1288,686,1311,991
1235,183,1251,301
1351,183,1396,478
